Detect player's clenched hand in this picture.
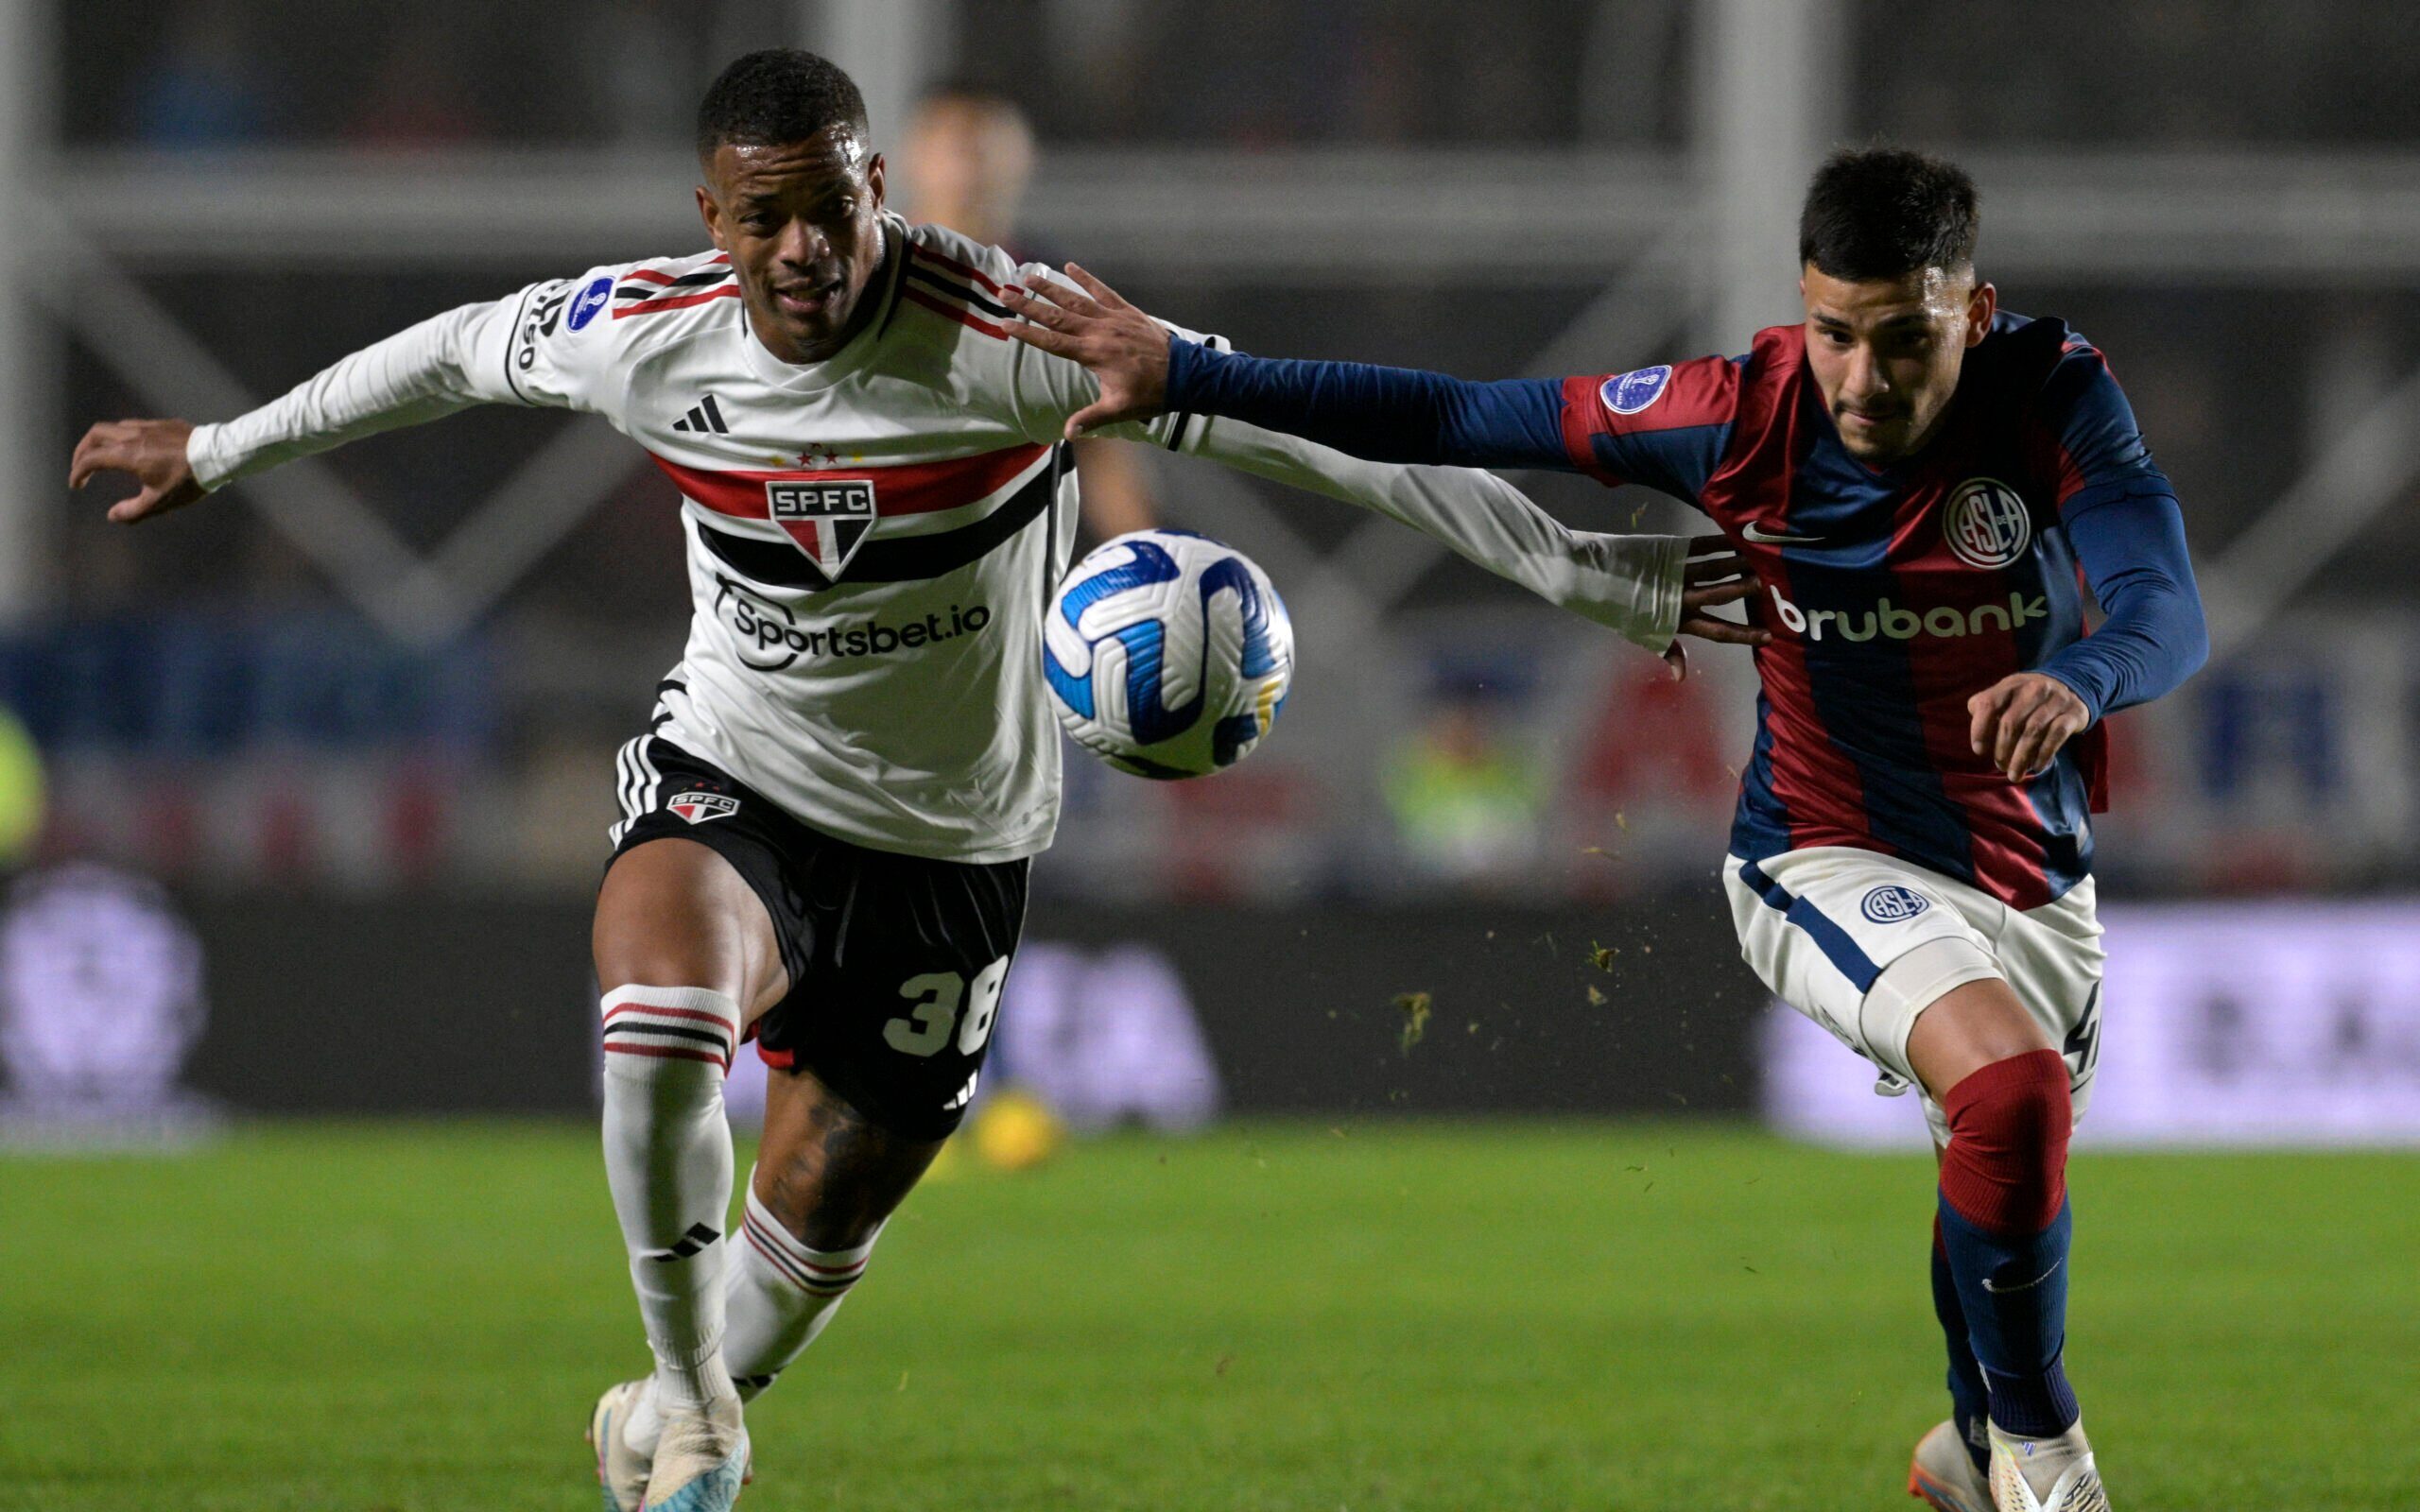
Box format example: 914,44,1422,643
1662,535,1769,681
70,419,205,524
1967,672,2089,782
999,265,1172,439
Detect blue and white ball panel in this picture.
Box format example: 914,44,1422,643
1721,845,2105,1141
1044,530,1293,780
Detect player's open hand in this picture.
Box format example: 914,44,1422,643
1967,671,2089,781
1663,535,1769,680
70,419,205,524
1000,265,1172,439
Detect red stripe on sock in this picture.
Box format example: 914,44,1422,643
603,1003,738,1032
743,1211,865,1294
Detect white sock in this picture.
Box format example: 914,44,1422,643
725,1181,881,1400
624,1180,882,1453
599,984,742,1416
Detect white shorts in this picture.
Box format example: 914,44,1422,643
1723,847,2105,1143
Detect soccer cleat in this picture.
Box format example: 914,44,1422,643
1988,1420,2107,1512
641,1395,751,1512
587,1379,652,1512
1908,1418,1992,1512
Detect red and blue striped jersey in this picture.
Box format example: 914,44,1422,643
1165,310,2207,911
1563,314,2172,907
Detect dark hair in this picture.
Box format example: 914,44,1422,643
696,49,869,162
1797,146,1979,281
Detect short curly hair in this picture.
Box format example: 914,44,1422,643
1798,146,1979,282
695,49,869,163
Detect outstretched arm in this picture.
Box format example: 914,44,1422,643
995,269,1762,662
1181,411,1755,661
71,274,596,524
1002,266,1571,471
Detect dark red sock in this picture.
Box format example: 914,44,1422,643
1938,1048,2070,1235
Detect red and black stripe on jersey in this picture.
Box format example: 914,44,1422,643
897,244,1013,339
653,442,1071,591
614,256,737,318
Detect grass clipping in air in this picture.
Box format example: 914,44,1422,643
1392,991,1432,1054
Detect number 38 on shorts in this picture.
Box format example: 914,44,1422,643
603,735,1033,1140
885,956,1011,1058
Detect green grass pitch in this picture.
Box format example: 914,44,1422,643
2,1121,2414,1510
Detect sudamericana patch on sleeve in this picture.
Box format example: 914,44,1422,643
1600,365,1673,415
566,275,614,333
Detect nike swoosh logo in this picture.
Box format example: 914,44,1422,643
1740,523,1829,544
1981,1255,2065,1294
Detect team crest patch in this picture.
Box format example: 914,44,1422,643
768,478,877,580
1860,885,1931,923
1944,477,2031,570
1601,365,1673,416
566,275,613,333
666,791,739,824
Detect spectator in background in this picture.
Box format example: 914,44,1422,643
127,9,267,147
1381,668,1546,890
896,84,1160,541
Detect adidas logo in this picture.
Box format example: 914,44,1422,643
647,1222,720,1262
671,394,730,434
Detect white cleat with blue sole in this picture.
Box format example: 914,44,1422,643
641,1395,750,1512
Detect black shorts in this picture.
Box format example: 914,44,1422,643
606,737,1029,1140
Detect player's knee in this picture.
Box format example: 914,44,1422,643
598,984,742,1100
750,1169,886,1253
1938,1047,2071,1236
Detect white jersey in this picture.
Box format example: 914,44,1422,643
189,215,1689,863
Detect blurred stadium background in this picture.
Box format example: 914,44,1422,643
1,4,2416,1508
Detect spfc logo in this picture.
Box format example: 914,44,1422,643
666,791,739,824
767,478,877,581
1944,477,2031,570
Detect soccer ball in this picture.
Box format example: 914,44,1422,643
1044,530,1293,780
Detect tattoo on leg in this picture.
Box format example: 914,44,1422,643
758,1078,942,1252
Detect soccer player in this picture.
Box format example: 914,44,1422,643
896,80,1163,540
1004,146,2208,1512
67,49,1754,1512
